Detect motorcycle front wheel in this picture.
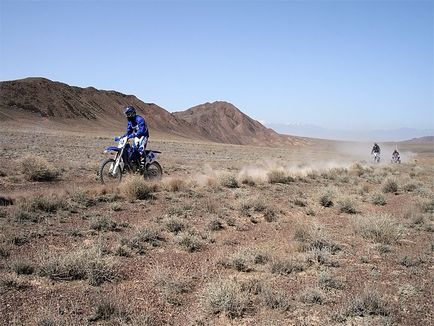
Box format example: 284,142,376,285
99,158,122,185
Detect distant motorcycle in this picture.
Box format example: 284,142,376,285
372,152,381,163
98,136,163,184
391,153,401,164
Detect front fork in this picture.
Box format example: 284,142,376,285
111,149,124,175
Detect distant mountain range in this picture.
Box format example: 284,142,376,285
267,123,434,142
0,77,302,146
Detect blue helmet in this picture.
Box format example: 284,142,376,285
123,106,136,119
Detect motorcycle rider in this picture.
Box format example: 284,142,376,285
371,143,380,155
115,106,149,163
392,149,400,161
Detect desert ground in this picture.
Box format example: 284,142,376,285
0,128,433,326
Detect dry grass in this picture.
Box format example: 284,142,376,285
38,246,117,286
1,273,30,290
218,173,239,188
20,155,60,182
119,175,155,201
299,287,324,304
12,260,35,275
342,288,390,318
370,192,387,206
319,188,335,207
270,256,306,275
338,196,359,214
2,130,433,325
267,169,294,184
382,178,399,193
178,232,203,252
317,273,344,290
354,214,402,244
260,285,292,311
202,278,251,319
89,216,119,232
163,216,186,234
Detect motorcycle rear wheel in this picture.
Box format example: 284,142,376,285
144,161,163,180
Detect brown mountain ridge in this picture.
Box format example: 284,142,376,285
0,77,302,146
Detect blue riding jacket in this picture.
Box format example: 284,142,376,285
123,115,149,139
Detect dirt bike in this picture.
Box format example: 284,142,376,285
372,152,381,163
98,136,163,184
391,153,401,164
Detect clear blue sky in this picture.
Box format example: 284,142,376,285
1,0,433,131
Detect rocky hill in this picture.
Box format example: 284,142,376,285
0,77,302,146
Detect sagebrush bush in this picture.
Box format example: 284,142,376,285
382,178,398,193
208,217,224,231
318,273,344,290
239,174,256,186
28,194,67,213
260,286,292,311
20,155,59,181
354,214,402,244
164,216,185,234
218,173,239,188
178,232,202,252
267,169,294,184
299,287,324,304
271,256,305,275
12,260,35,275
338,196,358,214
1,273,29,290
239,197,267,216
38,246,117,286
319,189,334,207
221,251,255,272
343,288,390,317
294,224,341,254
202,279,251,319
370,192,387,206
90,216,119,232
69,188,96,207
119,175,154,201
88,297,127,322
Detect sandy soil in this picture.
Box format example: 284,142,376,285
0,129,433,326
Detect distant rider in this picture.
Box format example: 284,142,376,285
371,143,380,155
392,149,400,161
116,106,149,163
